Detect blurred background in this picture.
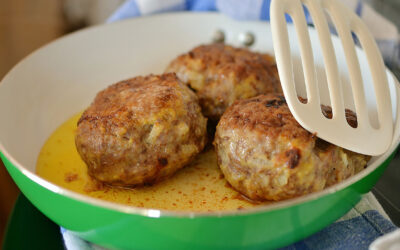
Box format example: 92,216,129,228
0,0,399,247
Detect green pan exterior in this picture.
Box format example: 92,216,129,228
1,151,395,250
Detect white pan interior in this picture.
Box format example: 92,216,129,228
0,13,399,212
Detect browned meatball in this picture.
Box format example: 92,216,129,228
214,94,369,201
75,73,207,186
165,44,282,121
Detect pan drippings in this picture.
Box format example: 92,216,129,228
36,113,270,212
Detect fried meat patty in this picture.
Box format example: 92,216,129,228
75,73,207,186
214,94,369,201
165,44,282,120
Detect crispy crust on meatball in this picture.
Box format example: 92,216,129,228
75,73,207,186
214,94,369,201
165,44,282,120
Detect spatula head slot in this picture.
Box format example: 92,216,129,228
271,0,393,155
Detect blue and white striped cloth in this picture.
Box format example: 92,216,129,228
62,1,400,249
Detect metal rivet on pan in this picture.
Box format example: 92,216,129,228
239,32,255,46
212,30,225,43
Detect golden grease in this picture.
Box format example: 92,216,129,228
36,113,268,211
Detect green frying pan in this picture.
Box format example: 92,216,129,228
0,13,399,249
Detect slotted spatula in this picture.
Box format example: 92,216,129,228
270,0,393,156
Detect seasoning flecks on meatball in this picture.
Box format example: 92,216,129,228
214,94,369,201
165,44,282,121
75,73,207,187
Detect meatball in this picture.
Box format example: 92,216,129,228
75,73,207,186
214,94,369,201
165,44,282,121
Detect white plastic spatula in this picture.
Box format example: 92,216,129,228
270,0,393,156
